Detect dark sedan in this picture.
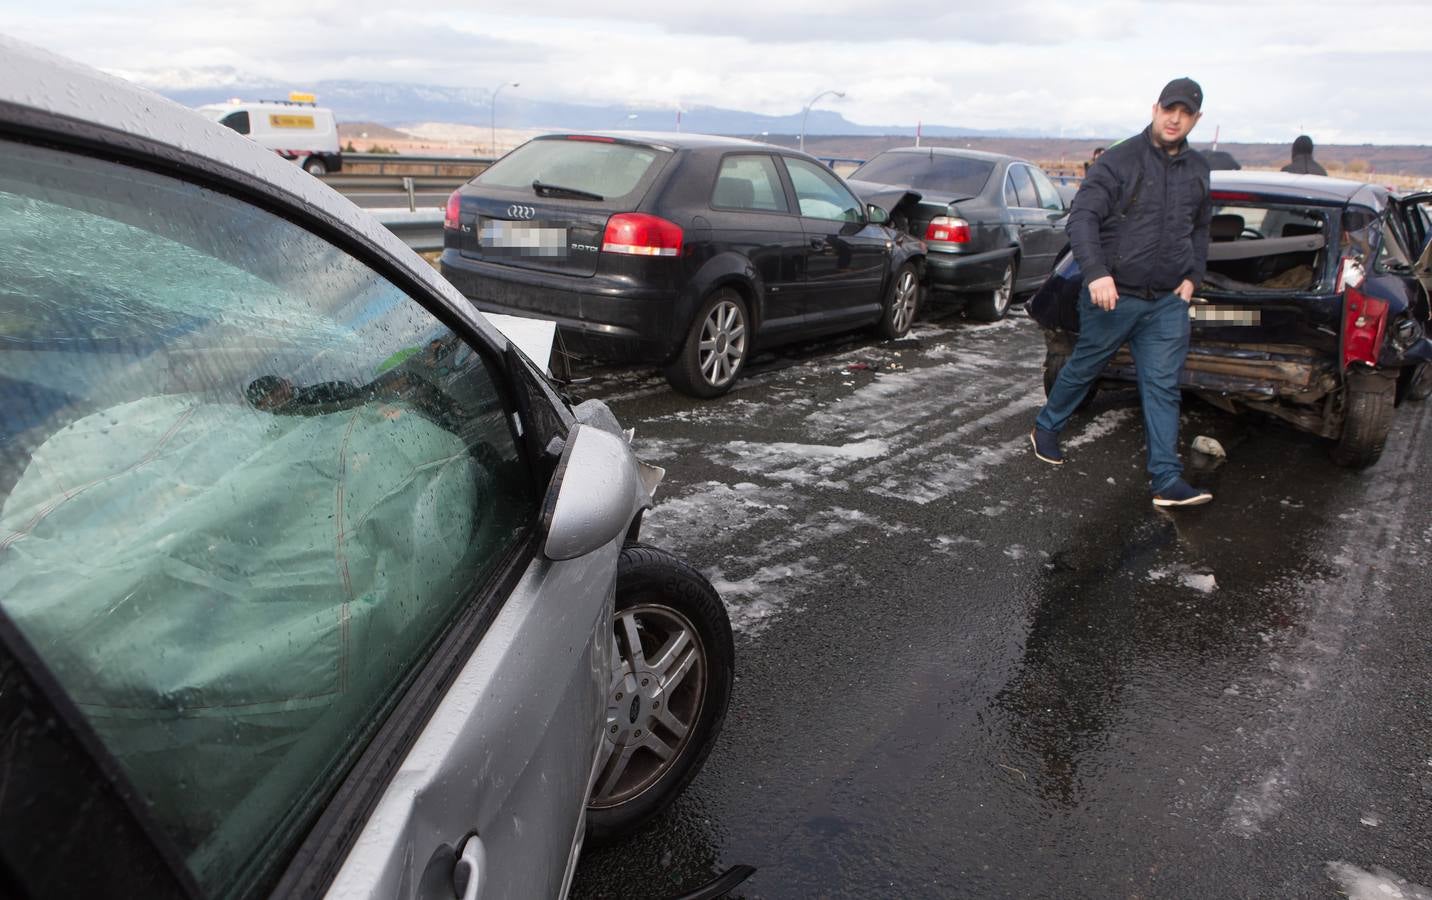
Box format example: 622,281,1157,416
1028,171,1432,468
847,147,1071,321
440,132,926,397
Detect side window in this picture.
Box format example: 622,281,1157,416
1004,173,1020,208
0,141,534,896
1028,167,1066,212
219,110,251,135
784,157,863,223
1007,165,1038,209
711,154,788,212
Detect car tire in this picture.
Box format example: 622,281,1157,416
1043,347,1097,411
1330,373,1395,469
876,263,921,339
585,543,734,845
664,287,749,398
303,158,327,176
1406,361,1432,402
968,258,1016,322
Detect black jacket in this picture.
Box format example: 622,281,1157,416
1281,156,1328,176
1067,126,1212,298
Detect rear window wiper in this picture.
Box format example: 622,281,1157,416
533,180,604,201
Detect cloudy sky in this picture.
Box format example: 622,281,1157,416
5,0,1430,144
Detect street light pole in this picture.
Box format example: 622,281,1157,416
799,89,845,153
490,81,518,157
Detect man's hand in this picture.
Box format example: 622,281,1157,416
1089,275,1119,310
1175,279,1195,302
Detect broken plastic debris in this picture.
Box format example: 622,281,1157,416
1191,435,1226,458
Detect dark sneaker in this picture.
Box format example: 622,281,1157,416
1029,427,1064,465
1152,479,1213,507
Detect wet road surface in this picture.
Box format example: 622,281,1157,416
567,305,1432,899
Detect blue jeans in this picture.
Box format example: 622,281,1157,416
1035,286,1191,493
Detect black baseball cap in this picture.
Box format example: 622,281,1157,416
1158,77,1203,113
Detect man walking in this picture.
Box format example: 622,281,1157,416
1030,77,1214,507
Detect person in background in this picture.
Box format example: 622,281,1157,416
1083,146,1105,175
1281,135,1327,175
1030,77,1214,507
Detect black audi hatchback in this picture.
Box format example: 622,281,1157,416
440,132,926,397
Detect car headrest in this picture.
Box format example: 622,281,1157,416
713,176,756,209
1210,213,1245,242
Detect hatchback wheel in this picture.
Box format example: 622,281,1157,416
1330,372,1395,469
665,288,748,398
968,259,1015,322
1043,348,1098,412
877,263,921,339
586,544,734,844
303,158,327,176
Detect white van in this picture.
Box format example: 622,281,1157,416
197,93,342,175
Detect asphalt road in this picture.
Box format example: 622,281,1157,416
566,303,1432,900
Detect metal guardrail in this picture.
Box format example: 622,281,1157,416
371,208,445,252
338,153,494,176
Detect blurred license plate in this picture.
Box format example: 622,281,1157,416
480,219,567,257
1190,305,1260,326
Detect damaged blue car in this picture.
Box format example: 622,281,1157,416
1028,171,1432,468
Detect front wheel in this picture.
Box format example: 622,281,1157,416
585,544,734,844
1330,373,1395,468
877,263,921,339
967,258,1015,322
303,158,328,176
664,288,749,398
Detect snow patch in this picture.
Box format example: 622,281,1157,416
706,559,817,636
1325,863,1432,900
1149,565,1218,593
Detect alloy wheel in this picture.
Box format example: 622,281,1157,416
992,263,1014,317
590,604,708,808
697,299,746,389
891,268,918,334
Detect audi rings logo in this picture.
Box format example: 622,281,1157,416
507,205,536,220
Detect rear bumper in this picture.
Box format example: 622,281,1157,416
440,251,681,363
1047,332,1338,402
925,247,1013,291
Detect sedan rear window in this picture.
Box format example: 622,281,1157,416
477,137,667,201
852,152,995,197
1203,203,1333,292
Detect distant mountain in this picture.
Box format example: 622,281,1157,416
140,71,1048,139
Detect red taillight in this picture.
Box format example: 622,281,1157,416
443,190,462,231
924,216,970,244
1342,286,1389,368
1210,191,1258,202
566,134,616,143
602,213,683,257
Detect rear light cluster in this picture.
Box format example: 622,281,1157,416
925,216,970,244
602,213,683,257
1338,257,1388,369
443,189,461,231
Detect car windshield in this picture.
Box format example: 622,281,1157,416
851,152,994,197
477,138,667,201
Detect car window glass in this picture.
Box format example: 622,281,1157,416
711,155,788,212
1008,165,1038,209
476,137,668,202
1027,167,1066,212
784,157,862,222
218,111,250,135
0,140,535,897
1004,175,1019,208
848,152,994,197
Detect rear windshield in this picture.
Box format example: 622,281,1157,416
851,152,994,197
477,138,668,201
1203,202,1333,293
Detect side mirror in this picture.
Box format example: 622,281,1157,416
541,424,651,561
866,204,890,225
